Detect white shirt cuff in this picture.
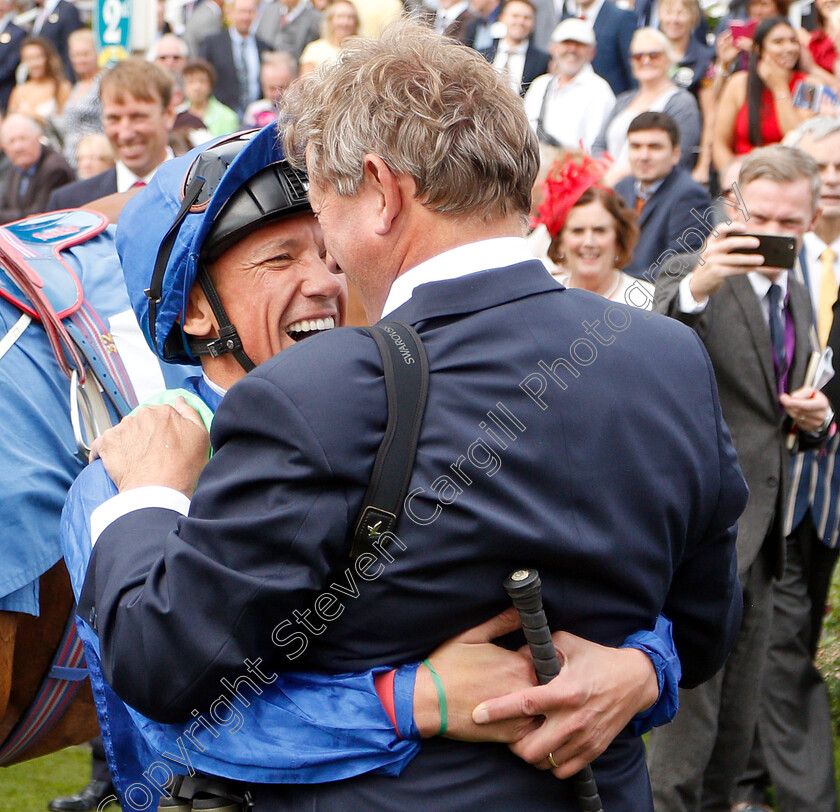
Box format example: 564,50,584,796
91,486,191,547
678,273,709,314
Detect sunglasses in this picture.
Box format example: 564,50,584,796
630,50,665,62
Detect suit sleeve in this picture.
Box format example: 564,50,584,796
653,253,702,326
81,372,360,723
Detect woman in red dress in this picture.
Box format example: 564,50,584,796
713,16,813,168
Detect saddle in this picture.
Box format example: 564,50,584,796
0,209,138,458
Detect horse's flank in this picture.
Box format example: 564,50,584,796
0,561,98,765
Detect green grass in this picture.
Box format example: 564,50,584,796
817,565,840,794
0,745,101,812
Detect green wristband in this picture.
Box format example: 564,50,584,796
422,658,447,736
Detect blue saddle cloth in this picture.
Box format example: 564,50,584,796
0,219,130,614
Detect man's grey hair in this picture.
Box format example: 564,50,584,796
739,145,821,211
151,33,190,60
280,21,539,220
1,113,43,140
783,116,840,148
261,50,298,78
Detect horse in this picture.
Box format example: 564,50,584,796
0,192,143,767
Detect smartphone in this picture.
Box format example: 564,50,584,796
730,233,797,269
729,19,757,40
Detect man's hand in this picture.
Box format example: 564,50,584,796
89,396,210,497
413,609,540,741
780,386,831,433
688,222,763,301
470,632,658,779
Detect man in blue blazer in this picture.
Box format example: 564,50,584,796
82,23,746,811
479,0,549,96
615,112,712,279
560,0,636,94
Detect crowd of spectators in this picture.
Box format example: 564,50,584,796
0,0,838,810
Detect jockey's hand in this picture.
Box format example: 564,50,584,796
413,609,540,742
90,396,210,497
471,632,658,778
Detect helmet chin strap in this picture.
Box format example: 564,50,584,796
186,267,256,373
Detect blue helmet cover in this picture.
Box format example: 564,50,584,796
117,124,303,364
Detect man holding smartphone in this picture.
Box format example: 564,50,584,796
649,144,832,812
734,118,840,812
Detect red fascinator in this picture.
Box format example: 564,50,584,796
533,153,613,238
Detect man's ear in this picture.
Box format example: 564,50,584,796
182,281,217,339
362,153,405,236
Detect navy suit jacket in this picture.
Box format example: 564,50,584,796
82,261,745,810
198,29,271,115
32,0,82,79
47,167,116,210
563,0,637,95
616,167,713,279
0,22,25,113
479,40,550,96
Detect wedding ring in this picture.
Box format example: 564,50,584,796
547,751,559,769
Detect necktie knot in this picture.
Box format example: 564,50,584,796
768,282,782,308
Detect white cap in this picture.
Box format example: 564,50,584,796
550,18,596,45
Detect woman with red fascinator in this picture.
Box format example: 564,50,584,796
534,153,654,308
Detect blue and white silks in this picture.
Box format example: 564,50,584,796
62,376,421,803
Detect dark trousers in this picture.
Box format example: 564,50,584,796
647,546,774,812
735,515,839,812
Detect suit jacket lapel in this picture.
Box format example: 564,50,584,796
730,275,778,404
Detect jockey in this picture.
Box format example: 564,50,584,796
62,124,681,811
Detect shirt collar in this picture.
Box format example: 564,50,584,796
748,269,789,302
439,0,469,23
635,176,667,200
500,40,528,55
381,237,534,318
573,0,604,24
115,148,174,193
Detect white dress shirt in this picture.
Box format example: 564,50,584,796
493,40,528,94
435,0,469,33
679,270,790,324
115,148,175,194
382,237,535,317
522,64,615,150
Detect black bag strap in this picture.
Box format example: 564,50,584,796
350,321,429,560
